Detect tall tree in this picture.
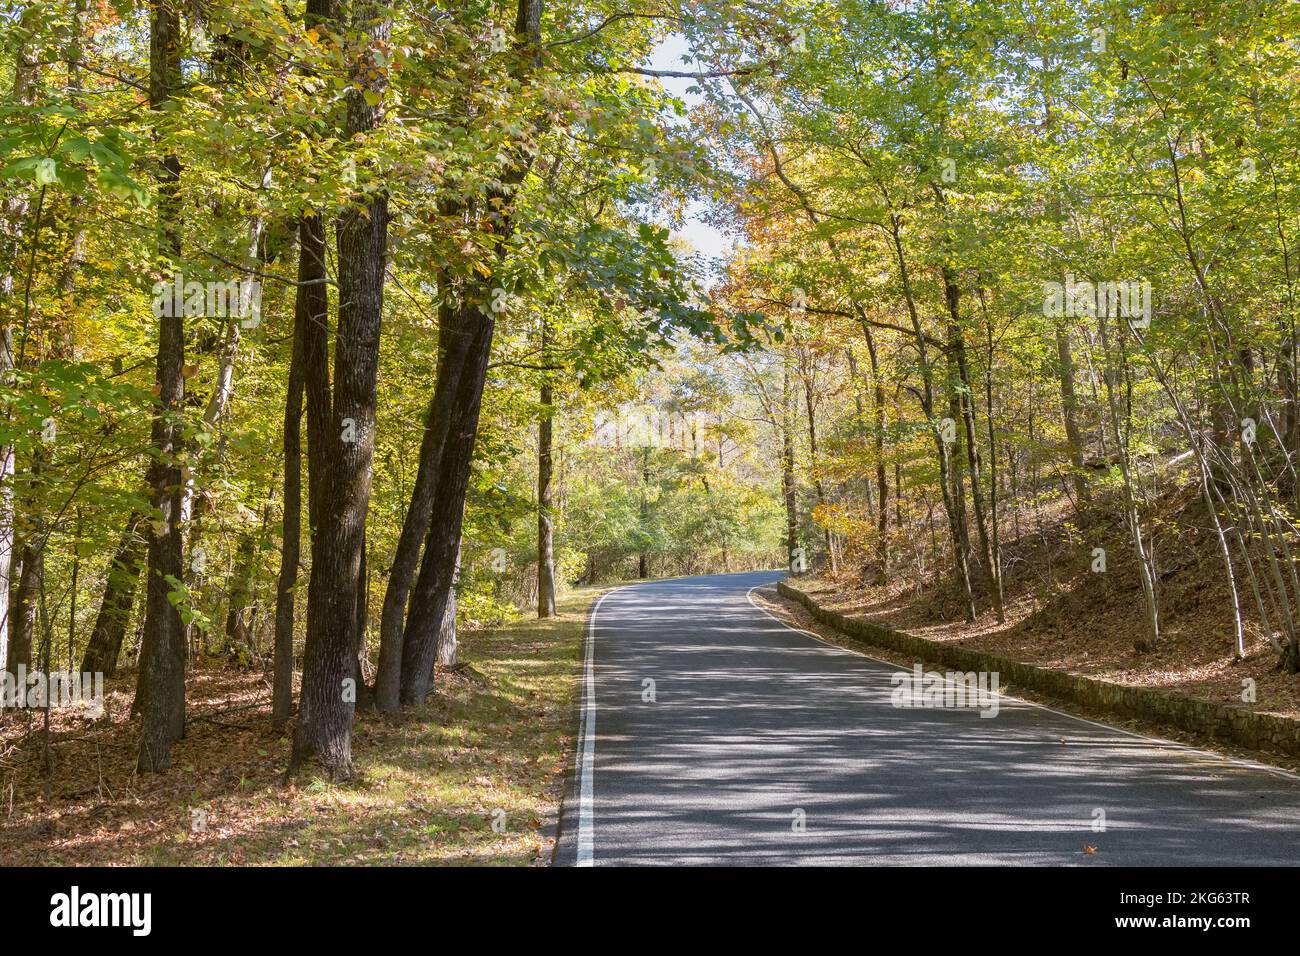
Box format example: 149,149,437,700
397,0,544,707
537,312,556,617
136,0,187,773
291,0,391,777
0,2,42,673
374,303,458,712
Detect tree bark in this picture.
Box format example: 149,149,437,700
861,323,889,584
352,536,373,709
781,359,799,568
638,445,651,579
936,229,994,622
9,542,39,672
795,340,835,573
537,319,556,617
1055,326,1091,506
886,211,974,618
0,355,11,670
1097,312,1160,648
271,256,306,727
943,345,977,623
394,0,542,707
136,0,187,773
223,530,258,658
374,305,460,711
290,0,389,778
0,3,41,673
80,514,146,676
434,547,460,668
398,304,495,705
978,290,1006,622
537,383,557,615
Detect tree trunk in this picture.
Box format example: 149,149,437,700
9,540,39,671
781,359,799,568
223,531,258,659
1097,312,1160,648
136,0,187,773
1055,326,1091,506
537,376,557,617
374,306,461,711
0,3,39,673
888,213,974,618
867,332,889,584
395,0,541,708
398,304,495,705
435,549,460,669
352,536,373,709
978,290,1006,622
271,262,306,727
290,0,389,778
943,357,977,623
81,514,146,676
537,315,556,617
638,445,651,579
0,377,11,671
942,265,996,622
798,351,835,574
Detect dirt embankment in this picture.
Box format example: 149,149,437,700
812,482,1300,722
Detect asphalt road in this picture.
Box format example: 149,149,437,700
554,570,1300,866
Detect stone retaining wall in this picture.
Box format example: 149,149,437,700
776,579,1300,758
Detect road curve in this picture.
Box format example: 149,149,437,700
554,570,1300,866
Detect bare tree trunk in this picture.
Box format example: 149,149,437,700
435,546,461,669
398,304,496,705
1055,326,1091,506
846,348,871,513
941,265,996,621
977,290,1005,621
537,362,557,617
291,0,389,779
637,445,651,579
0,361,11,671
888,215,974,618
943,357,977,623
9,521,42,672
81,514,146,676
388,0,542,709
0,3,41,673
352,535,373,709
136,0,187,773
781,358,799,568
797,346,835,573
375,305,468,711
1097,313,1160,649
271,263,306,727
222,528,258,659
862,324,889,584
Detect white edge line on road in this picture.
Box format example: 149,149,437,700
576,587,623,866
746,582,1300,784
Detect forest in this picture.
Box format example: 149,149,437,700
2,0,1299,863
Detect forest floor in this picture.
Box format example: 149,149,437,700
803,479,1300,731
0,586,603,866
